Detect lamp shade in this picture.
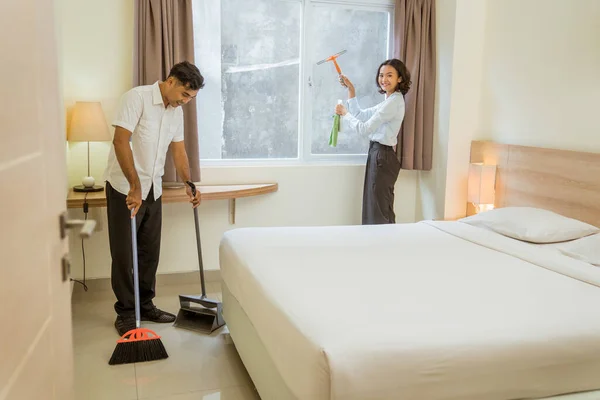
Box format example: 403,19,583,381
468,163,496,205
67,101,111,142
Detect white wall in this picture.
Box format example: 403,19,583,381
441,0,487,220
58,0,418,279
417,0,487,221
418,0,600,220
478,0,600,152
415,0,457,221
61,0,133,188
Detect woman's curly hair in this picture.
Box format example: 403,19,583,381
376,59,411,95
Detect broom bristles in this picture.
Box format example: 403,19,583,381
108,328,168,365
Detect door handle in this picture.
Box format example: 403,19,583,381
59,213,96,239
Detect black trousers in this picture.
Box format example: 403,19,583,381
362,141,401,225
106,182,162,317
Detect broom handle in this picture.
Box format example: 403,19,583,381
131,212,141,328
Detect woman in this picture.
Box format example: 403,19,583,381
335,58,411,225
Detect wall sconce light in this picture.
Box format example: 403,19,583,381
468,163,497,213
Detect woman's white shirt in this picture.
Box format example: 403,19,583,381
341,92,405,147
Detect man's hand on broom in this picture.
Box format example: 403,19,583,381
127,186,142,217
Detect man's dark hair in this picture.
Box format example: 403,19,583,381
168,61,205,90
376,58,411,95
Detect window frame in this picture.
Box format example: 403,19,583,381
197,0,395,167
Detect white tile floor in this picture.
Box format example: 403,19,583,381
71,281,260,400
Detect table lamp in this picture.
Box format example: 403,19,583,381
67,101,111,192
467,163,497,213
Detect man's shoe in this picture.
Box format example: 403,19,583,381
141,306,176,323
115,315,136,336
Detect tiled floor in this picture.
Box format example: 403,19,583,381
71,281,260,400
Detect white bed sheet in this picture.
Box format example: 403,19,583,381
219,221,600,400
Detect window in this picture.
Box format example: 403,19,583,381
193,0,393,163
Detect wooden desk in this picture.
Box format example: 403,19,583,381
67,183,278,224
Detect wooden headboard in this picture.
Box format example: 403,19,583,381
469,141,600,227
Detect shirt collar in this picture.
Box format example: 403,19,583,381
385,91,399,100
152,81,163,106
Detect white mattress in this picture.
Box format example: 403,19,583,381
219,221,600,400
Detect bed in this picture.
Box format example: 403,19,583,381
219,141,600,400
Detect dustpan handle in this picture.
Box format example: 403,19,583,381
193,207,207,297
187,181,207,297
131,211,141,328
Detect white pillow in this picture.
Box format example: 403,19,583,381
556,234,600,266
458,207,599,243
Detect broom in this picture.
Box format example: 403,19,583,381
108,211,168,365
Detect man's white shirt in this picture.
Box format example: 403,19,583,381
103,81,184,200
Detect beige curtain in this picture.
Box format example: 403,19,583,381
134,0,200,182
394,0,436,170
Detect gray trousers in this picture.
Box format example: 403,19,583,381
362,141,401,225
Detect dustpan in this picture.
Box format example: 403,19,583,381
173,181,226,334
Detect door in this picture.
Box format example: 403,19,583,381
0,0,75,399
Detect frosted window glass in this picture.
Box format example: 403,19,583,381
221,0,301,159
310,7,389,155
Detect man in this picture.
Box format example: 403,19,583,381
103,61,203,336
